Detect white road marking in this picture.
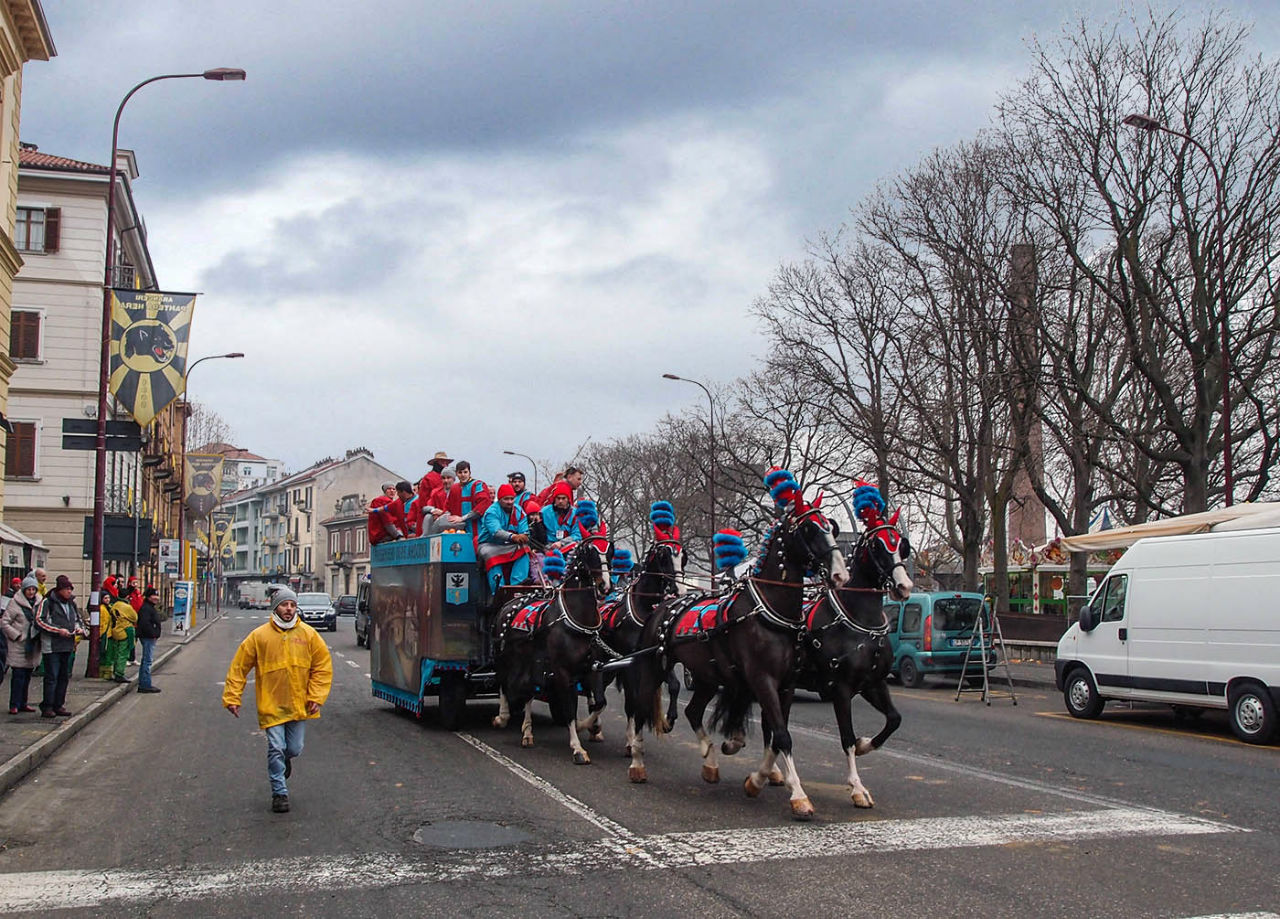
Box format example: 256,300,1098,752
345,660,359,669
1185,914,1280,919
0,807,1241,911
454,732,635,840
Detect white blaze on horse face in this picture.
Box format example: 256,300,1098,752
891,547,913,599
828,547,850,587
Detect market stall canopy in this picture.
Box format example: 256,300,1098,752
1040,502,1280,553
0,520,47,569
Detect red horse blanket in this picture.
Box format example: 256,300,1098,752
509,599,552,633
673,593,738,639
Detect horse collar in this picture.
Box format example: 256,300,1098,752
748,578,802,632
822,587,890,637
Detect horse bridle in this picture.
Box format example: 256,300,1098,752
856,523,910,590
786,508,842,580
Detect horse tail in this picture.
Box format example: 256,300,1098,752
709,678,753,740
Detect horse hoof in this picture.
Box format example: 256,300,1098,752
743,776,761,799
628,765,647,783
623,745,632,758
521,736,534,748
702,764,720,784
790,797,815,820
573,751,592,766
851,790,875,809
854,737,874,756
721,739,744,757
492,716,508,728
768,768,786,786
588,731,604,743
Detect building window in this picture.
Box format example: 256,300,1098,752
10,310,41,360
4,421,37,477
15,207,59,253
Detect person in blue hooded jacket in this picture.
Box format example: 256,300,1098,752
478,484,532,592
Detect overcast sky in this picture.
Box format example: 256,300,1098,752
20,1,1280,486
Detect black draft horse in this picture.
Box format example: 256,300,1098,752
632,498,848,819
591,540,684,766
799,512,914,808
491,539,613,764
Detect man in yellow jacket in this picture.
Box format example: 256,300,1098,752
222,587,332,813
101,579,137,683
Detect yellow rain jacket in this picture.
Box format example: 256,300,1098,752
222,620,333,729
108,599,137,640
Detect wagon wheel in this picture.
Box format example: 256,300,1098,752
438,673,468,732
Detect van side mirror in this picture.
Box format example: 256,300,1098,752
1078,604,1098,633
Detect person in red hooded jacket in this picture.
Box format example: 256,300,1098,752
367,483,405,545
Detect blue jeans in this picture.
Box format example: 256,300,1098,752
265,721,305,796
138,638,157,689
40,651,72,713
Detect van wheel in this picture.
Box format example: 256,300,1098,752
1063,669,1104,719
1228,682,1277,744
898,658,924,689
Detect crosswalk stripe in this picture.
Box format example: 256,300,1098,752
0,806,1242,911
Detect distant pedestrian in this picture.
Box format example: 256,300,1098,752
34,576,88,717
222,587,333,814
99,579,136,683
2,576,42,713
33,568,48,597
135,586,163,694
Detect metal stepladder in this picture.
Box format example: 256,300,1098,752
954,602,1017,705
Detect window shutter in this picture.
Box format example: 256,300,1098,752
43,208,60,253
4,421,36,477
9,311,40,359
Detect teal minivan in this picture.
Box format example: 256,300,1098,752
884,591,993,687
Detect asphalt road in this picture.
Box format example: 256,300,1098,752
0,614,1275,918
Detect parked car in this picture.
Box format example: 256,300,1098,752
335,594,358,617
885,591,994,688
296,592,337,632
1056,527,1280,744
355,578,372,648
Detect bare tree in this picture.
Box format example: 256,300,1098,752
999,8,1280,512
186,402,235,453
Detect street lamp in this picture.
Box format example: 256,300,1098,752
88,68,246,675
1123,112,1234,506
179,352,244,613
502,450,539,493
663,373,717,583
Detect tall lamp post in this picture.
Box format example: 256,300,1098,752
663,373,716,583
502,450,539,494
88,68,246,674
179,352,244,613
1123,112,1234,506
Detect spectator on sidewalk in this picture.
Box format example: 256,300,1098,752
2,576,42,713
35,576,88,717
99,579,136,684
126,577,142,665
222,587,333,814
33,568,48,597
135,587,163,694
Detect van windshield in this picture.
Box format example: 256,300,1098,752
933,597,982,631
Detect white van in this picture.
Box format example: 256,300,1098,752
1055,527,1280,744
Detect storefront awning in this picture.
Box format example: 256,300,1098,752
0,520,48,569
1040,502,1280,553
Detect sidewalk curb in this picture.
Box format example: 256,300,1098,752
0,613,225,797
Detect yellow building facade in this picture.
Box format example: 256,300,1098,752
0,0,53,520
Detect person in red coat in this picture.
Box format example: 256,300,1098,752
367,484,405,545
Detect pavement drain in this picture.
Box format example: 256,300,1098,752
412,820,532,849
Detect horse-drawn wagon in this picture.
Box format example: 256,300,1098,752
367,532,507,729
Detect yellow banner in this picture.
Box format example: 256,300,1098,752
184,454,224,520
108,289,196,426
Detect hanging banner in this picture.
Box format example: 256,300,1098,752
190,518,211,553
184,454,224,520
211,513,234,561
108,289,197,426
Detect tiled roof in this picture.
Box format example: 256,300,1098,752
18,146,109,174
193,442,270,462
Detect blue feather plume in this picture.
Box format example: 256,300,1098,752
649,500,676,527
542,549,566,579
574,499,599,528
853,484,886,518
612,549,634,574
713,529,748,570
